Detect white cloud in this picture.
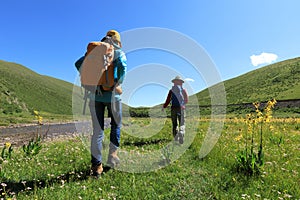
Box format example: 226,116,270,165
250,52,278,66
184,78,195,82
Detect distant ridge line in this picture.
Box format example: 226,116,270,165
196,98,300,108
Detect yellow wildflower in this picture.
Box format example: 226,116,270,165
5,142,11,149
234,134,243,141
247,123,252,133
38,116,43,125
33,110,39,116
246,114,252,122
264,115,272,123
253,102,260,109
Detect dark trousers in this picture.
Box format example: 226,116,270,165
171,107,185,138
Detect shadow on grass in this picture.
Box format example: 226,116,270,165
1,165,112,197
123,138,170,146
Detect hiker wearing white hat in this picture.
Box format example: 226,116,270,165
172,75,185,83
162,76,188,144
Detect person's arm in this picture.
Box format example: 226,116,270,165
183,89,188,105
163,90,172,108
114,50,127,84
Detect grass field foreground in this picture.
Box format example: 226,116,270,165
0,115,299,199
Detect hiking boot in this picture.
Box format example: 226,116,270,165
173,127,179,141
91,163,103,178
179,133,184,144
179,126,185,144
174,134,179,142
107,149,120,168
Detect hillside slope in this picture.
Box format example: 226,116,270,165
0,60,73,115
1,56,299,121
196,57,300,105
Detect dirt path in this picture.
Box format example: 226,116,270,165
0,119,111,147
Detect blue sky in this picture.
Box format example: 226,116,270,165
1,0,300,107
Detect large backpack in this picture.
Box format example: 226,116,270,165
75,37,116,93
74,37,117,114
171,85,185,107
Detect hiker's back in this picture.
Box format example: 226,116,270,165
171,85,185,107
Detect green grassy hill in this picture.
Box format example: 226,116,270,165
196,56,300,105
1,56,300,124
141,57,300,118
0,60,73,124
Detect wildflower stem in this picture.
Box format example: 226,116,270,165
251,123,254,155
260,121,263,148
245,127,248,155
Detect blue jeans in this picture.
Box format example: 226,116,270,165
89,100,122,166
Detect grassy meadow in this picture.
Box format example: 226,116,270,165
0,113,299,199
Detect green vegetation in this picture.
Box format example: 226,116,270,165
130,57,300,118
1,57,300,124
22,136,43,157
196,57,300,105
1,142,13,160
234,99,277,175
0,116,299,199
0,60,74,125
1,56,300,198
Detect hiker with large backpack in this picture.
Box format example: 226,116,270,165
162,76,188,144
75,30,127,177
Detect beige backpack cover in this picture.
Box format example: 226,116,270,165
80,41,115,91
